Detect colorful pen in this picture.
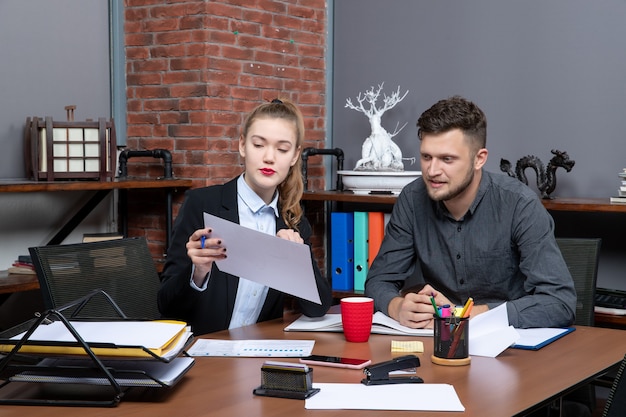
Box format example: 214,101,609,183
463,300,474,318
430,295,440,317
201,235,206,249
460,297,473,318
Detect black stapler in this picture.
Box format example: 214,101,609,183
361,354,423,386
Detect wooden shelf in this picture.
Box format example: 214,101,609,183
0,178,193,193
0,178,193,248
0,271,39,294
541,197,626,213
595,312,626,329
304,192,626,214
303,190,398,205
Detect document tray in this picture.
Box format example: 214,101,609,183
0,291,194,407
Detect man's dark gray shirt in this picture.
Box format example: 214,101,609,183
364,170,576,328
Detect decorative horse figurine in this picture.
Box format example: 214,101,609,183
500,149,575,199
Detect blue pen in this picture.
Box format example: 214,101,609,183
201,235,206,249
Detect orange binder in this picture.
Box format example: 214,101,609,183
368,212,385,267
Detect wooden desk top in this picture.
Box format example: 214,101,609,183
1,315,625,416
0,178,193,193
0,271,39,294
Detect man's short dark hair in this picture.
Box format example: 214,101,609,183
417,96,487,149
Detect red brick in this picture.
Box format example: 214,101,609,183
144,18,179,32
170,57,208,71
207,2,244,19
162,71,201,84
155,31,192,45
150,4,187,18
125,1,328,260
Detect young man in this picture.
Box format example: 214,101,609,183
364,96,576,330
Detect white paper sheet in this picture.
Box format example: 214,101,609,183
186,339,314,357
468,303,520,357
203,212,321,304
305,383,464,411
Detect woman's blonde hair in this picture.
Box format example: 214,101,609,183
241,98,304,230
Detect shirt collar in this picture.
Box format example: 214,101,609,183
237,174,279,217
468,170,491,215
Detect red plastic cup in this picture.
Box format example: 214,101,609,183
340,297,374,342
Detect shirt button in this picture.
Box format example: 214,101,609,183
460,279,465,285
456,253,461,260
457,226,462,232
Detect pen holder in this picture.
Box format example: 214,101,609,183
431,315,471,366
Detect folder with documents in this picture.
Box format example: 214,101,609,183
331,212,354,291
368,211,385,267
353,211,369,292
1,320,192,360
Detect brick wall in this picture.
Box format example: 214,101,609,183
124,0,328,264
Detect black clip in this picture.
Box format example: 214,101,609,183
361,354,423,386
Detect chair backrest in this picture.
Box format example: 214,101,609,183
29,237,161,319
556,237,602,326
602,353,626,417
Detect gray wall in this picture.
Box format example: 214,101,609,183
0,1,114,270
0,0,111,179
332,0,626,199
332,0,626,291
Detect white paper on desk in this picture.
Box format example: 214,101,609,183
469,303,520,357
305,383,464,411
203,212,321,304
186,338,314,357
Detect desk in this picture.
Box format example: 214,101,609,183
0,178,192,250
1,315,625,416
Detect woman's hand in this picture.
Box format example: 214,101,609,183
276,228,304,244
187,227,226,286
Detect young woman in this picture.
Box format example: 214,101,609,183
158,99,332,335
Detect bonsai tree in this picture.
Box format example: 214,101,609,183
345,83,410,171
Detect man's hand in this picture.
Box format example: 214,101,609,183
388,293,438,329
387,284,456,328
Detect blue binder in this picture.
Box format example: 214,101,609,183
353,211,369,292
330,212,354,291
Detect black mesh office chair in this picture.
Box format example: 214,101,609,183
555,238,602,417
29,237,161,319
556,238,602,327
